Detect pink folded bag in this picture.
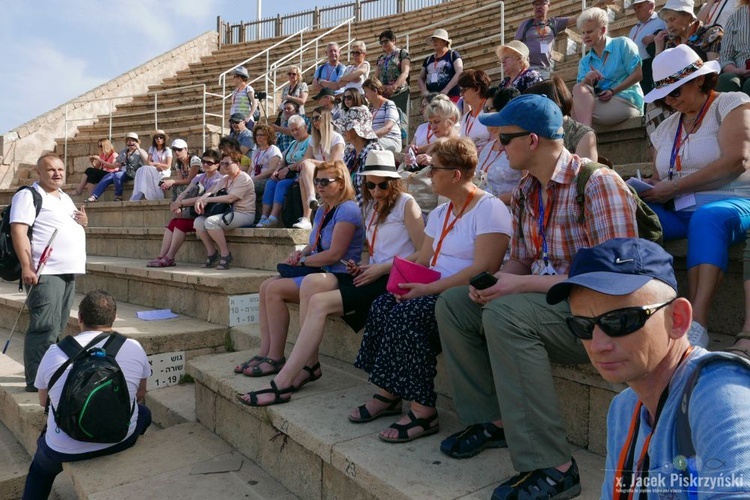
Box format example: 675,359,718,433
386,256,442,296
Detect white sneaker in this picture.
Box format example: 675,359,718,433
292,217,312,230
687,321,709,348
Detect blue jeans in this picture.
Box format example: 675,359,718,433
262,176,297,205
22,404,151,499
91,171,129,198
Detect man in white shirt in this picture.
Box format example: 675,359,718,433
22,290,151,500
628,0,667,94
10,154,87,392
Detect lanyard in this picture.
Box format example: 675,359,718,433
366,206,380,256
318,145,328,162
253,147,270,176
431,188,477,267
589,51,610,74
479,141,502,173
463,102,485,137
668,91,716,181
707,0,725,25
631,22,646,42
535,186,554,266
534,20,549,38
313,205,332,250
613,347,694,500
426,124,435,144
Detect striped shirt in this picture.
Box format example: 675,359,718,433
509,150,639,274
719,6,750,71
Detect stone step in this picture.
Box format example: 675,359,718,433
144,382,197,428
0,419,29,500
187,351,606,500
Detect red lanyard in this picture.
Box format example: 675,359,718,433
426,125,435,144
318,145,327,162
253,148,270,176
707,0,724,24
430,188,476,267
463,102,485,137
535,22,549,38
366,206,379,256
668,91,716,181
613,347,694,500
479,142,502,173
313,205,332,250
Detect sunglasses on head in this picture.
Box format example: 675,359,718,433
499,131,532,146
365,180,391,190
314,177,339,187
201,159,216,165
566,298,676,340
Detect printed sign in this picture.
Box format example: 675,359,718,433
228,293,260,326
147,351,185,390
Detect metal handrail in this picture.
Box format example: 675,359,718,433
63,83,219,168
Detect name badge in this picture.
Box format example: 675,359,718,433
531,259,558,276
430,72,439,84
673,193,697,211
540,42,549,55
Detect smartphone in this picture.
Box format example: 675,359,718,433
470,272,498,290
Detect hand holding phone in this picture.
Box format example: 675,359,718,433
469,271,498,290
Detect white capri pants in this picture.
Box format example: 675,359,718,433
193,211,255,231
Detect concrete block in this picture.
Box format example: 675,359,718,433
554,378,589,449
588,387,617,456
144,383,196,428
194,382,217,432
0,420,29,500
322,462,377,500
214,389,263,460
259,422,323,500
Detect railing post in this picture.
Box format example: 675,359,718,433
396,0,405,14
313,7,320,28
202,85,207,153
355,0,362,22
217,16,223,49
64,104,69,172
276,14,282,37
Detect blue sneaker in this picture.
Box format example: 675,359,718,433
491,458,581,500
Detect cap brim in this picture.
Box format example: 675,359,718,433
644,61,720,103
546,272,653,304
477,112,509,127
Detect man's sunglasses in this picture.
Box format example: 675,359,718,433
566,298,676,340
365,180,391,190
201,160,216,165
229,120,241,125
499,131,532,146
314,177,339,187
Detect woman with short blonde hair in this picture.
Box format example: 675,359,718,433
336,40,371,94
280,64,309,115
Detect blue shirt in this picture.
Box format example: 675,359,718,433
577,36,644,111
602,348,750,499
309,200,364,273
314,62,346,95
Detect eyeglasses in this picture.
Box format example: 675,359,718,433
427,164,456,174
172,147,185,152
365,180,391,190
379,39,390,45
566,299,676,340
343,95,354,101
201,160,217,165
311,115,322,122
219,161,234,167
155,135,165,139
499,131,532,146
667,86,682,99
97,144,103,148
229,120,241,125
313,177,339,187
350,51,363,55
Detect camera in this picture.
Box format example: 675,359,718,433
255,91,267,100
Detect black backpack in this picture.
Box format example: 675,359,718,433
0,186,43,283
282,181,305,228
48,332,135,444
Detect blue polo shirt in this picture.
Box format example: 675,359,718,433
577,36,644,111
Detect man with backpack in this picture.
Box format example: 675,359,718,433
435,94,641,499
11,153,87,392
547,238,750,498
23,290,151,500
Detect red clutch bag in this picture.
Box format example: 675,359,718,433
386,256,442,296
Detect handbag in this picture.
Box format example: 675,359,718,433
189,188,234,224
276,263,325,278
178,182,205,219
386,256,441,296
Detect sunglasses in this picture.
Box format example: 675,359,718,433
313,177,339,187
219,161,234,167
499,131,532,146
365,180,391,190
155,135,165,139
172,147,185,152
566,299,676,340
343,95,354,101
97,144,103,147
201,160,217,165
311,115,322,122
667,86,682,99
287,72,297,76
350,50,364,55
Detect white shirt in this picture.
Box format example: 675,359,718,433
628,12,666,60
478,142,522,198
364,193,418,264
35,330,151,454
413,123,438,149
10,183,86,274
312,132,345,162
460,112,491,155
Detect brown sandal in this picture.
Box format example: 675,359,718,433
725,333,750,359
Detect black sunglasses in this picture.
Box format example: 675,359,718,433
350,50,363,55
314,177,339,187
172,147,185,152
311,115,322,121
229,120,241,125
365,180,391,190
201,160,216,165
219,161,234,167
499,131,532,146
343,95,354,101
566,299,676,340
379,40,390,45
427,164,456,174
155,135,165,139
667,86,682,99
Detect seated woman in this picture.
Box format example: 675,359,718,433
256,115,312,228
341,87,367,113
130,132,174,201
363,77,402,153
525,76,598,160
716,0,750,96
249,124,282,203
293,107,346,230
458,69,494,154
640,45,750,348
655,0,723,62
193,152,256,270
147,149,225,267
340,105,384,205
351,137,512,443
234,160,364,385
158,141,201,201
496,40,543,93
401,92,440,167
237,153,424,405
88,131,148,202
408,94,460,169
571,7,644,126
71,138,118,197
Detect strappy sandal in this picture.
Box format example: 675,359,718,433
113,196,123,202
348,393,403,423
216,253,233,270
233,355,266,374
378,410,439,443
147,256,165,267
236,380,293,407
243,356,286,377
202,251,220,268
440,422,507,459
726,333,750,359
291,362,322,392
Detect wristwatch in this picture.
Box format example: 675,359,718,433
299,256,307,266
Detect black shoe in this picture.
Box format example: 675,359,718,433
491,458,581,500
25,385,38,393
440,422,507,459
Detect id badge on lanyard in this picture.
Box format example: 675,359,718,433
533,190,558,276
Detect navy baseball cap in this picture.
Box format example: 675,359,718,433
546,238,678,304
478,94,564,140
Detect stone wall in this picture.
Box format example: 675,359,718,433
0,31,218,189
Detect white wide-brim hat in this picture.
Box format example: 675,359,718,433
659,0,696,19
427,29,452,46
356,150,401,179
643,45,719,103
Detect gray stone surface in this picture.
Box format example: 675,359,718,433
145,383,196,428
0,419,28,500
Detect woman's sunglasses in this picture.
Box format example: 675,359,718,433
565,299,676,340
314,177,339,187
667,86,682,99
365,180,390,190
311,115,322,122
343,95,354,101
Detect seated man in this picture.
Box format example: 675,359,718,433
228,112,255,157
23,290,152,499
547,238,750,498
313,87,343,124
435,94,640,500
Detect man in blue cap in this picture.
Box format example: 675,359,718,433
435,94,640,499
547,238,750,498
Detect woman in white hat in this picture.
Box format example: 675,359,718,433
237,152,425,406
130,137,179,201
88,131,148,202
640,45,750,348
417,29,463,102
496,41,543,93
654,0,723,62
159,139,202,201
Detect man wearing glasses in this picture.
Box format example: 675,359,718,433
435,94,640,499
547,238,750,498
228,112,255,157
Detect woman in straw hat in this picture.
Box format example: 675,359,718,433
496,40,543,93
655,0,723,62
640,45,750,349
418,29,463,103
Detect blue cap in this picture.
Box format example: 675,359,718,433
478,94,564,140
546,238,678,304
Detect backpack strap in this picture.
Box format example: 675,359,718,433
47,333,111,393
575,162,607,224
